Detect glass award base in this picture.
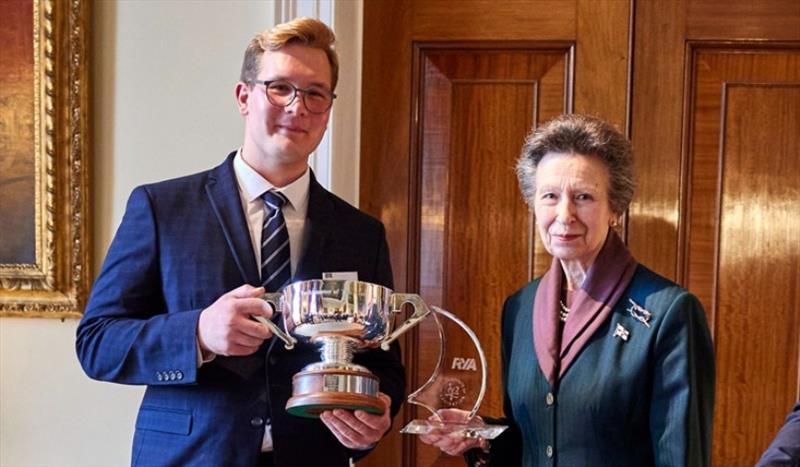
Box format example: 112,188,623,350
401,419,508,439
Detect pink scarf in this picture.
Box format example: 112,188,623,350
532,229,638,385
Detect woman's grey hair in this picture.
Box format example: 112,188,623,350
515,114,636,216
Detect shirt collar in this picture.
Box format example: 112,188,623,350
233,149,310,210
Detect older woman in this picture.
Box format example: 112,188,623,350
421,114,715,466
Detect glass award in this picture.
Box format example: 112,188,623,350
399,306,507,440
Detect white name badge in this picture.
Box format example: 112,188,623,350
322,271,359,281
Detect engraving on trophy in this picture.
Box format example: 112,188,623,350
439,378,467,407
323,375,340,392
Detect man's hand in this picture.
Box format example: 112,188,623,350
197,284,273,356
320,392,392,450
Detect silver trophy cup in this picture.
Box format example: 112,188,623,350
255,279,428,418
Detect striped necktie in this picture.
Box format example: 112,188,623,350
260,190,291,292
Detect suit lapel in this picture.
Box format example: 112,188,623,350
204,152,260,286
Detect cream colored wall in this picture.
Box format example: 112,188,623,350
0,1,362,465
330,0,364,205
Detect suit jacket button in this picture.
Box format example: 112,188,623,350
269,356,278,365
250,416,264,427
545,392,555,406
546,445,553,458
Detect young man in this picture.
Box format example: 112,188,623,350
76,18,405,467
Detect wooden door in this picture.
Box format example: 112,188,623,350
360,2,630,466
630,2,800,464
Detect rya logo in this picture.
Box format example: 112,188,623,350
451,357,477,371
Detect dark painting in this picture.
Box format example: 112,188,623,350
0,0,36,265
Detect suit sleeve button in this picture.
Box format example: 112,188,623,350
250,416,264,427
156,372,164,381
176,370,183,380
168,371,176,381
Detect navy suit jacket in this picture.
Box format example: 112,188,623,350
76,153,405,467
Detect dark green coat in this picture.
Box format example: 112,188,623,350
484,265,715,467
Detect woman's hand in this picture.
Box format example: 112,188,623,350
419,409,488,456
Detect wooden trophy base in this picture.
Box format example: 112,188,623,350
286,367,384,419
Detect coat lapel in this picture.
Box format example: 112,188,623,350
532,230,638,385
558,232,637,379
204,152,260,286
201,153,264,380
532,261,564,386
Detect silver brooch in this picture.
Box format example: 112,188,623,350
627,299,652,328
613,323,630,341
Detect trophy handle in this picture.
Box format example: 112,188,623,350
379,293,433,351
256,293,297,350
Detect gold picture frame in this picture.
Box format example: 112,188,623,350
0,0,91,318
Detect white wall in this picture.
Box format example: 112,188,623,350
330,0,364,205
0,2,362,465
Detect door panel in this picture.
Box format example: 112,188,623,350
683,46,800,464
631,2,800,464
715,83,800,463
686,0,800,40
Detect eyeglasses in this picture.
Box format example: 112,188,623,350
249,79,336,114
